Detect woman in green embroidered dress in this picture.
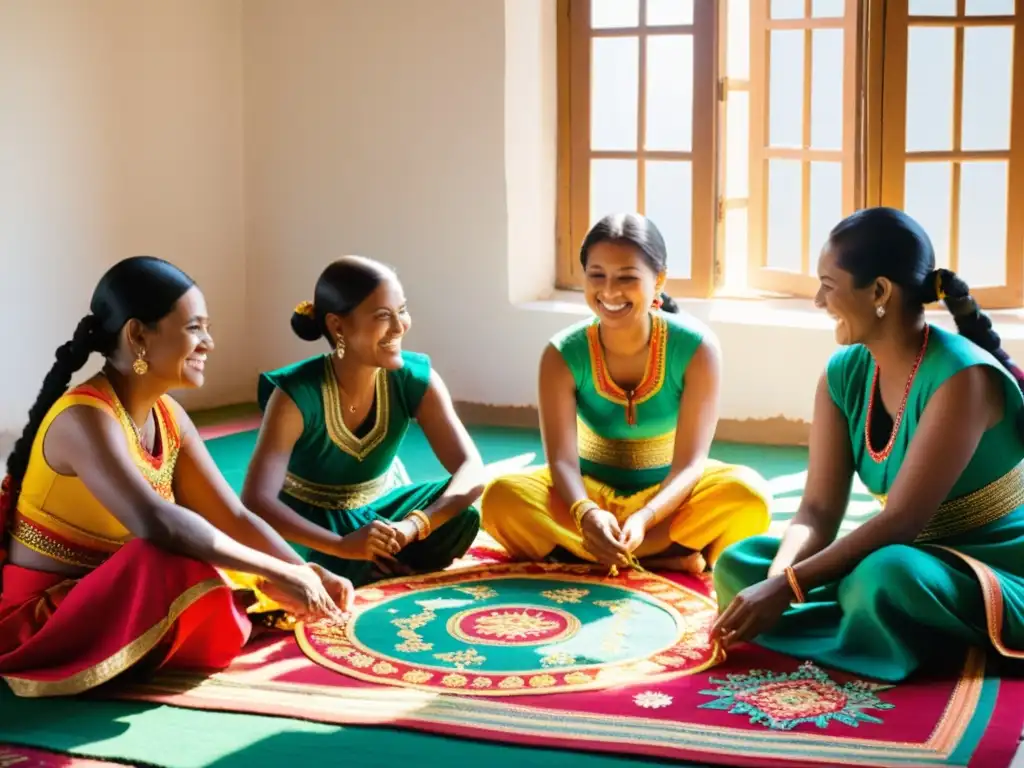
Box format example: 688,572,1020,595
241,256,483,587
712,207,1024,682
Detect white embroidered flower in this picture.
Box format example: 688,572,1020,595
633,691,673,709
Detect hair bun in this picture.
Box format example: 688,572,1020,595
290,307,322,342
659,292,680,314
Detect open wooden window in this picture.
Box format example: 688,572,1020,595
745,0,861,297
878,0,1024,309
557,0,717,297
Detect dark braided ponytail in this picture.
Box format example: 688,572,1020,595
828,207,1024,436
1,256,194,516
920,267,1024,395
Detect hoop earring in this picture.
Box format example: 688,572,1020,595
335,336,346,360
133,350,149,375
875,304,886,319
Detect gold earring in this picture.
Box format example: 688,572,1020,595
133,350,149,375
335,336,345,360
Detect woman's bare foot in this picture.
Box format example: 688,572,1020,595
640,551,707,573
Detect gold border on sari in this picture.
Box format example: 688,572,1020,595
872,462,1024,542
577,418,674,471
2,577,226,697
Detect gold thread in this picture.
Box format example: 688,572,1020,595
577,418,675,470
321,358,390,461
872,462,1024,541
104,381,179,501
2,577,226,697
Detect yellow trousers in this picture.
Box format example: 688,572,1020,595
480,460,771,566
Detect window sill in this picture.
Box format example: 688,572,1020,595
518,290,1024,338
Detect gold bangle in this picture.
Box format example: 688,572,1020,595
405,509,431,540
784,566,806,604
569,499,600,531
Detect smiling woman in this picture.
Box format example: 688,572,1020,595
0,256,353,698
713,207,1024,682
482,214,772,573
241,256,483,588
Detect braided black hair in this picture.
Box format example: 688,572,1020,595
828,207,1024,407
3,256,194,510
291,256,397,344
580,213,680,314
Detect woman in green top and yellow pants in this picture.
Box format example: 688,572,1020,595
242,256,482,587
482,214,772,571
713,207,1024,682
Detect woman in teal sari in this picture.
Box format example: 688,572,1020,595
712,207,1024,682
242,256,482,587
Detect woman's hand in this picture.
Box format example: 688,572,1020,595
580,508,629,566
308,563,355,614
619,508,653,553
711,575,793,648
335,520,400,568
261,564,348,622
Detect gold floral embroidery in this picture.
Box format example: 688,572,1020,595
540,588,589,604
402,670,433,684
434,649,487,669
441,674,469,688
9,518,111,569
470,677,493,688
454,585,498,600
498,676,525,689
321,358,390,461
528,675,557,688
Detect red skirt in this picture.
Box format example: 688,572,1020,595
0,539,252,697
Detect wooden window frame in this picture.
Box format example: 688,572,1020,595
746,0,862,298
877,1,1024,309
556,0,718,298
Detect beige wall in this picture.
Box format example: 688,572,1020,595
0,0,247,436
5,0,1024,444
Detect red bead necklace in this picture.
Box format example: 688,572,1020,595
864,324,930,463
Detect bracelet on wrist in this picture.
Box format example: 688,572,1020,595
784,566,806,604
569,499,600,532
404,509,432,540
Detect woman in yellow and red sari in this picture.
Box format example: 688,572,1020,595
0,256,352,698
482,214,772,571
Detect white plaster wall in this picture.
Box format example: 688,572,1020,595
0,0,247,436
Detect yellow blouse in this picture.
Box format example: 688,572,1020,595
9,377,181,569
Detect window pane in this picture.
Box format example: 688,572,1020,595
645,161,692,278
647,0,694,26
812,0,844,17
906,27,956,152
591,0,639,28
809,162,843,268
811,29,844,151
961,26,1013,151
771,0,803,19
909,0,955,14
904,162,953,269
770,30,805,148
645,35,693,151
591,37,639,151
723,205,749,289
766,159,803,272
959,162,1008,287
590,160,638,227
966,0,1015,14
726,91,749,198
726,0,750,79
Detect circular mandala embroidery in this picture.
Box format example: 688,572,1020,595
296,562,722,696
